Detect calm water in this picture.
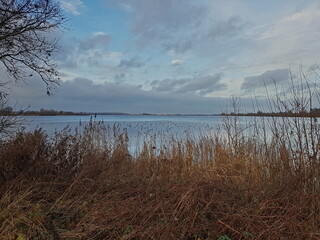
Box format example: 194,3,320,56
21,115,230,154
19,115,320,155
22,115,224,138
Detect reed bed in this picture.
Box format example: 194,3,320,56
1,75,320,239
0,113,319,240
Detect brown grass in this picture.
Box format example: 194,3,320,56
1,72,320,239
0,115,319,240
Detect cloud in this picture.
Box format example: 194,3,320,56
56,33,120,71
171,59,185,66
114,73,126,83
8,77,232,114
60,0,84,15
124,0,204,33
178,75,225,94
151,79,188,92
241,69,290,90
118,57,144,68
151,74,226,95
63,49,122,69
114,0,246,54
252,3,320,66
206,16,245,41
79,33,111,51
309,63,320,72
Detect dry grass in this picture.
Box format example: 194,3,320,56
1,73,320,239
0,115,319,240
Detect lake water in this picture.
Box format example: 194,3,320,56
22,115,224,137
21,115,231,154
18,115,320,155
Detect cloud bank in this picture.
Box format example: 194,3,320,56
151,74,225,95
8,77,231,114
241,69,290,90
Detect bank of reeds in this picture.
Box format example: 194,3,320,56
1,74,320,239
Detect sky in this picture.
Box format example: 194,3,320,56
4,0,320,114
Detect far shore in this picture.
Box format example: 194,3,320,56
1,110,320,118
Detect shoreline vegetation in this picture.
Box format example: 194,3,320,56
1,112,320,239
0,108,220,116
2,108,320,117
1,77,320,239
0,116,320,240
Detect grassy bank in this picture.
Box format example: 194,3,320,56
0,113,320,240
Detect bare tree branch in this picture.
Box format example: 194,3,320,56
0,0,66,93
0,0,65,135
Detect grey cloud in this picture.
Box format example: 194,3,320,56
58,72,69,78
114,73,126,83
178,75,225,94
79,34,111,51
125,0,204,33
163,16,245,54
206,16,245,40
163,40,194,54
113,0,204,53
112,0,246,54
309,63,319,72
151,79,188,92
56,43,78,68
8,77,232,114
151,74,226,95
241,69,290,90
118,58,144,68
55,34,115,69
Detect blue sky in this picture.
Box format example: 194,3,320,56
6,0,320,113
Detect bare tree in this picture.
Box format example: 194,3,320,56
0,0,65,94
0,97,20,136
0,0,65,136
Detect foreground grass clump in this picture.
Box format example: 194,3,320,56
0,117,320,240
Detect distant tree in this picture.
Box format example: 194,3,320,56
0,0,65,94
257,110,263,115
0,106,13,113
0,96,19,135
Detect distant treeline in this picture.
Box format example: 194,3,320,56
222,108,320,117
0,108,218,116
0,108,89,116
3,107,320,117
0,108,133,116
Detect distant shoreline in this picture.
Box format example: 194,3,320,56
0,111,220,117
1,110,320,118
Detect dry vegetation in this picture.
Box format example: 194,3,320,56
1,77,320,239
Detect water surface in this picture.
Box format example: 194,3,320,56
22,115,224,137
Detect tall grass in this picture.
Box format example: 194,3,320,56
1,74,320,239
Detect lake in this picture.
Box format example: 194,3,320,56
19,114,317,154
20,115,229,154
22,115,224,136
